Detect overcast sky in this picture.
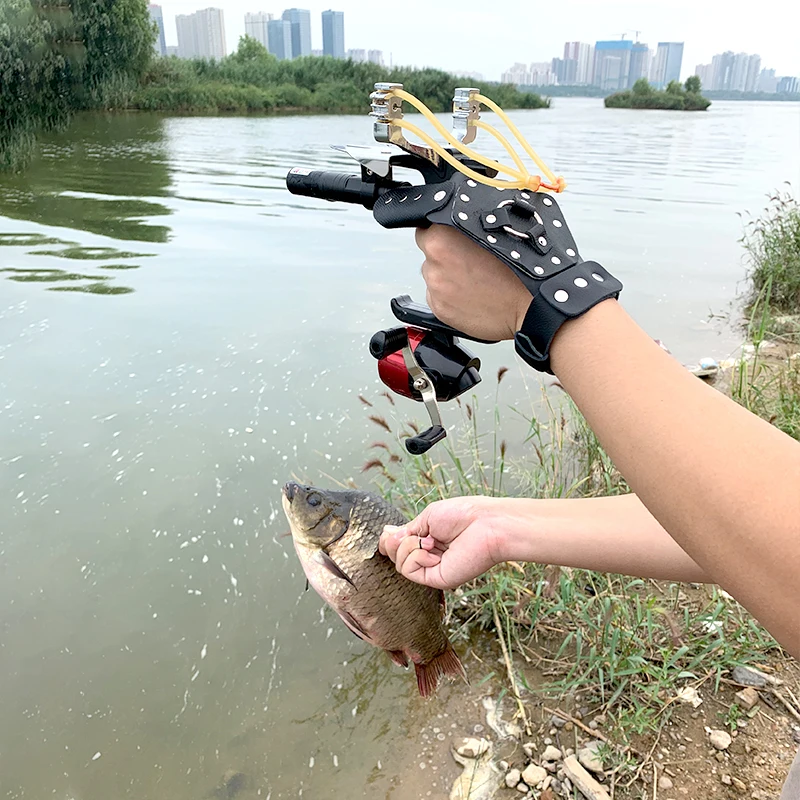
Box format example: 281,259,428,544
158,0,800,80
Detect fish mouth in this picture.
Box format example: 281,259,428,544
283,481,299,502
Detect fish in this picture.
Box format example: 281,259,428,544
281,481,466,697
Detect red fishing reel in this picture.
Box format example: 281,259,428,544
369,296,487,455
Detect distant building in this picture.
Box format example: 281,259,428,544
759,68,778,93
166,45,179,57
311,48,323,57
708,51,762,91
650,42,683,88
368,49,384,66
282,8,311,58
268,18,293,60
694,63,713,90
176,8,226,60
347,48,366,62
593,40,633,91
322,10,345,59
777,76,799,93
245,12,272,49
628,42,650,87
563,41,594,84
148,4,167,56
501,62,556,86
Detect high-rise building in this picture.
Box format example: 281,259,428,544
694,63,713,90
282,8,311,58
628,42,650,87
501,63,531,85
245,12,272,48
777,76,799,93
759,68,778,93
367,50,384,66
268,19,293,59
563,42,594,85
744,54,761,92
148,5,167,56
650,42,684,88
176,8,226,60
709,51,762,91
321,10,345,59
593,40,633,91
347,48,366,62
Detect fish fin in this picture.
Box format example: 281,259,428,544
414,642,467,699
318,550,356,588
387,649,409,668
337,609,371,642
436,588,446,618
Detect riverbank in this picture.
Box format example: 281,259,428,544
367,188,799,798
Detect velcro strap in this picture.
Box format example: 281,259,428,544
514,262,622,373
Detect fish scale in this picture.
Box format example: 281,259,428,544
283,483,466,696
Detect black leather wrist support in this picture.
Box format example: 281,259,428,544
514,261,622,374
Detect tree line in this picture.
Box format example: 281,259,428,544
1,4,547,170
604,76,711,110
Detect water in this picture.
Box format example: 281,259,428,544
1,99,798,800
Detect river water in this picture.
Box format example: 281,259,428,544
1,99,798,800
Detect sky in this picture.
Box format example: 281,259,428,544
157,0,800,80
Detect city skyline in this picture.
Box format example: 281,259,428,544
154,0,799,79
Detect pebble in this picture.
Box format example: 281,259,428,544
456,738,490,758
563,722,574,733
498,760,509,772
577,741,604,774
550,778,562,793
515,782,528,793
521,764,547,787
541,745,562,762
505,768,521,789
735,687,760,710
708,729,732,751
588,720,599,730
522,742,536,760
551,715,566,729
715,752,726,763
794,729,800,745
721,775,733,786
731,665,768,688
544,737,553,746
732,777,747,792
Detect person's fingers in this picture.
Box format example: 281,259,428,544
379,524,408,560
394,535,443,586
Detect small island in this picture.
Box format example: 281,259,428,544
605,76,711,110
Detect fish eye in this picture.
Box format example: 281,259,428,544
307,493,322,507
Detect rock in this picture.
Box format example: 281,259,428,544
577,741,605,774
735,687,760,711
658,776,674,791
457,738,490,759
676,686,703,708
715,752,726,763
551,715,567,729
451,745,496,800
722,775,733,786
541,745,563,762
544,738,553,746
793,729,800,745
515,783,528,793
732,777,747,792
593,715,606,726
550,779,562,793
561,755,611,800
521,765,547,788
505,769,522,789
563,722,574,733
588,721,599,730
522,742,536,760
498,760,509,772
708,729,732,751
731,665,782,688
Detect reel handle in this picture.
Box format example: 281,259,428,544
405,425,447,455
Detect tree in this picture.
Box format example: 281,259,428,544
632,78,652,96
665,80,684,96
684,75,702,94
231,35,273,63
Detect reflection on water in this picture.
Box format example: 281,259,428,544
1,99,799,800
0,114,172,294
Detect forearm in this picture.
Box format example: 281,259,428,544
550,300,800,655
494,493,711,582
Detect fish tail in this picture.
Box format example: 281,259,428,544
414,643,467,698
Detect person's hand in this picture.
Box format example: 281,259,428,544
378,496,506,590
416,225,532,342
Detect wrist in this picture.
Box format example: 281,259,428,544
549,297,622,377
